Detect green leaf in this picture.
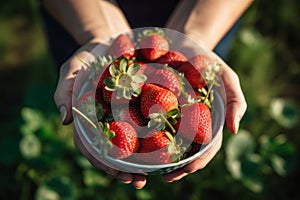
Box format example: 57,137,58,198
20,107,44,135
109,63,119,77
226,130,255,160
132,74,147,83
119,58,128,72
225,130,256,179
270,98,299,128
104,77,116,88
131,82,141,92
83,169,110,187
242,177,263,193
167,108,179,118
19,134,41,159
127,64,140,76
35,176,76,200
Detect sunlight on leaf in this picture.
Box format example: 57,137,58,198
19,134,41,159
270,98,299,128
225,130,255,179
20,107,44,135
83,169,110,187
35,176,76,200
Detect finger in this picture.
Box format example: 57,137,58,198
54,51,92,125
73,128,120,176
221,66,247,133
115,172,134,184
210,52,247,133
131,175,147,189
54,41,103,125
163,134,222,182
163,169,188,182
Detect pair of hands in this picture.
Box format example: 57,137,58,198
54,39,247,189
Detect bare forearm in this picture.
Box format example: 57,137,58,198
167,0,254,50
42,0,130,45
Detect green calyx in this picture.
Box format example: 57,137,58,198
180,59,222,109
77,55,113,80
164,131,186,163
104,57,147,99
147,108,179,134
79,96,105,121
72,107,113,155
137,27,171,43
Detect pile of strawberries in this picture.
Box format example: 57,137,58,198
74,28,221,165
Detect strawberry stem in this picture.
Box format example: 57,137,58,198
160,113,176,134
202,79,216,104
72,107,97,129
76,56,90,67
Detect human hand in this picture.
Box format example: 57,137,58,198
163,51,247,182
54,41,147,189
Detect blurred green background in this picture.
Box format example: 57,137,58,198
1,0,299,199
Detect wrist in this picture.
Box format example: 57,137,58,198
184,30,217,51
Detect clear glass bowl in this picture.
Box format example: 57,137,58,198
72,27,226,174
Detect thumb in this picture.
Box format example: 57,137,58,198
54,50,95,125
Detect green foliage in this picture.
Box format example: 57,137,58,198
1,0,300,199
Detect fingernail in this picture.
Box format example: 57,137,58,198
60,106,67,124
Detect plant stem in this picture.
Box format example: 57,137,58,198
160,113,176,134
72,107,97,129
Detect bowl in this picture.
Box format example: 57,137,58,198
72,27,226,175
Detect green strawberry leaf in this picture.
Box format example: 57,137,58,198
109,63,120,77
119,58,128,72
132,74,147,83
104,77,116,90
167,108,179,118
127,64,140,76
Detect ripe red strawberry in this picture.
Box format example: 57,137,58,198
177,55,212,89
135,130,184,164
178,88,202,106
146,68,182,97
138,33,169,61
176,103,212,144
155,51,188,69
136,62,156,75
103,121,139,159
112,104,148,130
107,34,136,58
140,84,178,118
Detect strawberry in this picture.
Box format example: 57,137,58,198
146,68,182,97
103,121,139,159
155,51,188,69
102,57,147,104
177,54,212,89
175,103,212,144
138,33,169,61
112,104,148,131
107,34,136,59
136,62,156,75
135,130,184,164
140,84,178,118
